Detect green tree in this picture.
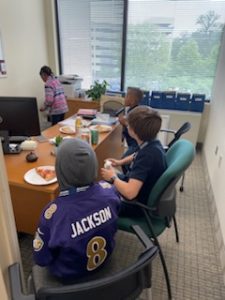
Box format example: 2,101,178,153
193,10,222,57
196,10,220,33
172,39,202,76
126,22,170,89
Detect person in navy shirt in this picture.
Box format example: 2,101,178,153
101,105,166,215
117,87,143,173
33,138,120,281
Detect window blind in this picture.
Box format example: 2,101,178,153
57,0,124,90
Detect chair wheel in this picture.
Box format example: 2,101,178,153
179,186,184,192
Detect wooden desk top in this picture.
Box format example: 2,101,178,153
5,122,121,192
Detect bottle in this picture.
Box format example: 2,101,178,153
75,116,82,137
80,128,90,144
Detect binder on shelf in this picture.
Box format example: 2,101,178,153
176,93,191,111
161,91,176,110
190,94,205,112
150,91,163,108
140,90,150,106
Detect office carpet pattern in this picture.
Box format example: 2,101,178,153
19,151,225,299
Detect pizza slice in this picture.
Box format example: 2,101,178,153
36,167,56,181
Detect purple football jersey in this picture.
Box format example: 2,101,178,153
33,182,121,279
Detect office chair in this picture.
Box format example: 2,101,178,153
8,226,158,300
118,139,195,300
160,122,191,191
102,100,124,117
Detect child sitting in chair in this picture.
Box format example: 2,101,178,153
33,139,120,281
118,87,143,173
101,105,167,215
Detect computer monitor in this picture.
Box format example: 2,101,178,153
0,96,41,137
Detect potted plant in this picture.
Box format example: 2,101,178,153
51,135,63,156
55,135,63,147
86,80,109,101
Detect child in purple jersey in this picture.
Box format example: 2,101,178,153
33,138,120,282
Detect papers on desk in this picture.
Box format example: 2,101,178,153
59,117,91,128
91,114,117,126
59,114,117,127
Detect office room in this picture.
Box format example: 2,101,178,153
1,0,225,299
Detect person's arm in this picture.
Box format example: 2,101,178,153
44,84,54,107
33,218,53,266
100,167,143,200
107,153,135,167
118,114,127,127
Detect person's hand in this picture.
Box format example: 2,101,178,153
118,114,127,126
106,158,122,167
101,166,116,182
40,106,46,112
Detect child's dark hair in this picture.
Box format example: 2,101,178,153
127,87,144,102
39,66,54,76
127,106,162,141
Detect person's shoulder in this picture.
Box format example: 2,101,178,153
95,181,120,200
41,200,58,221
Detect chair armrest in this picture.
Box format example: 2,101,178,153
8,263,35,300
131,225,155,252
160,128,176,134
121,198,156,212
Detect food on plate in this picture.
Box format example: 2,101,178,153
36,167,56,181
90,125,112,133
59,126,75,134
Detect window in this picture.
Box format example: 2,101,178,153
56,0,225,98
56,0,124,90
126,0,225,98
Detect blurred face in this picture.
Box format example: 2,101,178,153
125,90,138,107
128,125,142,144
127,124,136,139
40,73,48,82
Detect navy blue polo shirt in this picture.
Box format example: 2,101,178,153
128,139,167,204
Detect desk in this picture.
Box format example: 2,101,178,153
5,123,123,235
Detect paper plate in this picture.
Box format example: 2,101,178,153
89,125,112,133
59,126,76,134
24,166,57,185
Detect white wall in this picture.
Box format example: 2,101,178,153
204,29,225,246
0,0,49,106
0,1,50,298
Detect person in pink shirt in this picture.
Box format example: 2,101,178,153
40,66,68,125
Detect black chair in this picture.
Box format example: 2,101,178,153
102,100,124,117
8,226,158,300
160,121,191,191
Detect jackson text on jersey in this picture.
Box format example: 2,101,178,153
71,206,112,238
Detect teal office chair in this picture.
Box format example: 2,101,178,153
8,226,158,300
118,139,195,300
160,122,192,192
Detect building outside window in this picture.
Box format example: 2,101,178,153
56,0,123,90
56,0,225,99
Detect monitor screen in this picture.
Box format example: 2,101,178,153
0,96,41,137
